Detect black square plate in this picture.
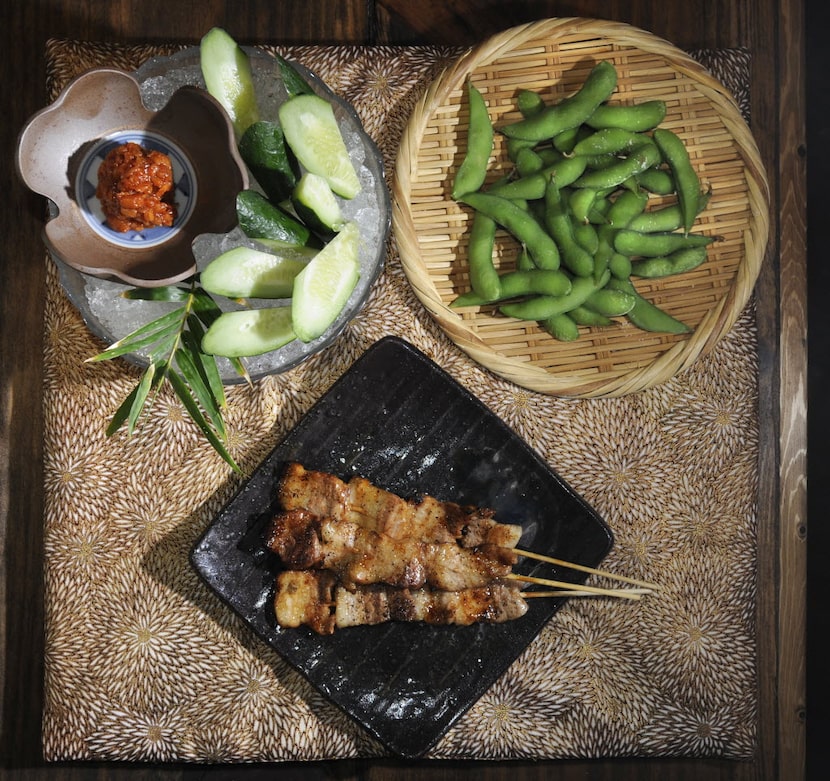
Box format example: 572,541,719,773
190,336,613,758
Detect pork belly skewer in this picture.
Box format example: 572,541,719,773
274,570,529,635
265,509,518,591
277,462,523,549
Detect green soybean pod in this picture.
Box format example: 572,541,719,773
501,60,618,141
514,146,545,177
569,188,600,224
543,179,594,277
634,167,676,195
608,251,633,280
606,277,692,334
567,306,613,327
613,228,715,257
552,124,592,154
516,244,535,270
571,127,650,157
500,273,608,320
488,173,547,200
542,313,580,341
585,99,667,132
506,136,538,161
630,246,708,278
571,139,661,189
459,191,561,270
652,127,700,234
517,88,545,117
452,80,494,199
466,211,502,301
607,189,649,228
451,268,572,307
573,222,599,255
627,189,712,233
583,288,636,317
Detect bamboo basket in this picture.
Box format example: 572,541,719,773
392,18,770,397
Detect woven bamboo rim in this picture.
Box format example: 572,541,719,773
392,18,770,397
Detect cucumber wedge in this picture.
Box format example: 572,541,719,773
278,94,361,199
200,245,315,299
292,172,346,238
202,307,296,357
238,121,298,203
276,54,314,97
236,189,314,246
292,221,360,342
200,27,260,137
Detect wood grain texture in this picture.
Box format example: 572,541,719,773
0,0,806,779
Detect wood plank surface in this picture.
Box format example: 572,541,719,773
0,1,807,780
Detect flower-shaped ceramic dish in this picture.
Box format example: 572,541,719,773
16,67,248,286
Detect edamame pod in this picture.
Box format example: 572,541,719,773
630,246,708,278
627,189,712,233
572,139,660,189
452,81,494,199
466,211,502,301
613,228,715,257
653,127,700,234
543,179,594,277
517,88,545,117
634,167,676,195
606,277,692,333
450,268,572,307
458,191,561,269
500,272,609,320
583,287,636,317
501,61,618,141
567,306,613,327
571,128,652,157
542,313,580,341
585,99,667,131
489,155,589,199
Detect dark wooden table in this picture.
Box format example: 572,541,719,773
0,1,807,780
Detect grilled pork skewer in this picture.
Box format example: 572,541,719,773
274,570,529,634
265,509,518,590
277,462,523,549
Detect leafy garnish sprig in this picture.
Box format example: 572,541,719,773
86,282,249,473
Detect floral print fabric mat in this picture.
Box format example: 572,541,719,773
41,39,757,761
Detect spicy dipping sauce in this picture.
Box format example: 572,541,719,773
96,142,177,232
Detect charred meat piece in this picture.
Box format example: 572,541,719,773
265,511,518,590
274,570,528,634
277,463,523,549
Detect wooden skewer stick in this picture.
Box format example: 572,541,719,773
523,589,643,599
513,547,660,591
507,573,648,600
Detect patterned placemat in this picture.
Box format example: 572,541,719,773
40,38,758,762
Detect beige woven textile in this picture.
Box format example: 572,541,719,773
41,39,758,761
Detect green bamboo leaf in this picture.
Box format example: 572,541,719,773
184,318,227,410
88,307,186,362
105,384,141,436
127,363,158,435
174,346,227,439
122,285,192,302
190,289,252,382
167,369,242,473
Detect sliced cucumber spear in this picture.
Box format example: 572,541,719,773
278,94,361,199
200,27,260,137
200,245,315,299
202,307,296,357
238,121,298,203
292,172,346,239
292,221,360,342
